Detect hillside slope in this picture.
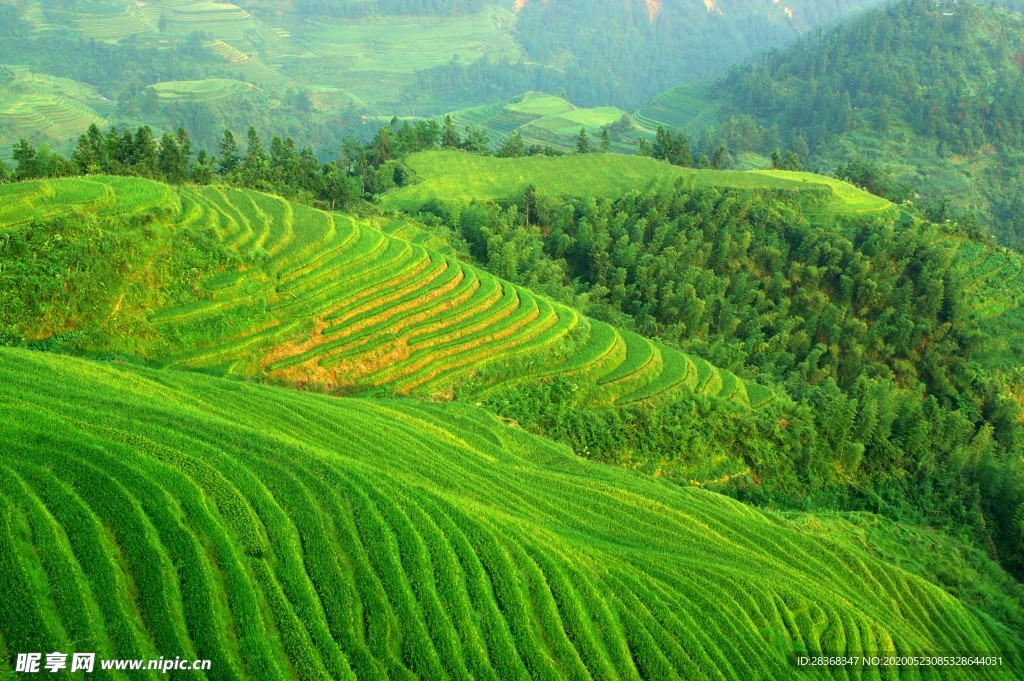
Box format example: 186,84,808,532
0,174,766,407
1,347,1021,679
384,150,892,217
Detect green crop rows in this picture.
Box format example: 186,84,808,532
0,176,766,408
634,82,723,135
0,348,1019,680
299,8,520,73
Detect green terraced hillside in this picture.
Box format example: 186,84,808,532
752,170,894,214
0,68,113,148
0,176,761,407
383,151,893,218
148,79,257,102
633,82,722,136
0,347,1020,680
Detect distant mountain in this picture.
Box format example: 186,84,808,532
428,0,892,108
0,0,886,155
637,0,1024,246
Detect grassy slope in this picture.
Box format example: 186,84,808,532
149,78,256,102
0,347,1020,679
383,150,892,216
0,175,760,407
753,170,894,213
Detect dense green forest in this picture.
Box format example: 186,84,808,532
411,177,1024,576
651,0,1024,246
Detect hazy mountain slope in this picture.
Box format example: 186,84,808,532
637,0,1024,245
510,0,890,106
0,0,889,153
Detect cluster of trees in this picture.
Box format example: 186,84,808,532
3,112,645,207
425,182,1024,574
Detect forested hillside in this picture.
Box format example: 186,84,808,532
638,0,1024,246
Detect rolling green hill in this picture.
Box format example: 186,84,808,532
1,346,1021,679
0,174,764,407
383,150,893,218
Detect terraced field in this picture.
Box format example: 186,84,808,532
149,79,256,102
634,82,722,135
383,151,889,216
0,67,118,147
507,92,576,117
1,347,1019,680
71,2,153,41
206,40,289,87
0,176,761,408
298,8,520,72
138,0,258,41
752,170,895,215
0,92,106,141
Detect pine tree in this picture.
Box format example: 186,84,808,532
175,127,192,164
499,131,525,158
711,146,726,169
12,139,39,180
218,129,240,175
158,133,187,183
463,125,490,154
72,123,106,174
441,115,460,149
191,149,215,185
575,127,591,154
132,126,159,177
599,128,611,152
